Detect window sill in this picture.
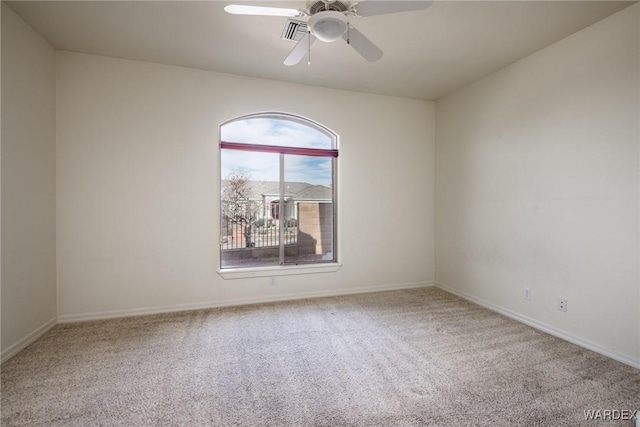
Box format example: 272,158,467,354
217,262,342,280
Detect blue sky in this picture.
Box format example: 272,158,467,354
220,117,335,187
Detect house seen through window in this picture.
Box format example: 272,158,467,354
220,113,338,269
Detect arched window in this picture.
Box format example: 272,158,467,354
220,113,337,269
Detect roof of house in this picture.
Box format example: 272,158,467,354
241,181,332,202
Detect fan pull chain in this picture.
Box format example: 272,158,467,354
307,30,311,65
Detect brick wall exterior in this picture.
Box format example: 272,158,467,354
297,202,333,256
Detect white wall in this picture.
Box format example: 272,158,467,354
436,4,639,366
1,3,57,361
56,52,435,319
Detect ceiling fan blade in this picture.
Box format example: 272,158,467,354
284,33,316,66
224,5,303,17
343,26,383,62
353,0,433,17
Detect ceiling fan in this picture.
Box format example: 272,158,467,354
224,0,433,66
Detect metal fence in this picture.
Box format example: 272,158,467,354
221,203,297,250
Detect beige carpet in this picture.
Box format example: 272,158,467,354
1,287,639,426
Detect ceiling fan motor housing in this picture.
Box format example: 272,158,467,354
307,0,350,15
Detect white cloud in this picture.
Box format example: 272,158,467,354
221,150,279,182
221,117,333,149
284,155,332,187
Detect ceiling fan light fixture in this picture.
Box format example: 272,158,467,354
308,11,348,42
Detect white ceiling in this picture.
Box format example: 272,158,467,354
6,0,636,100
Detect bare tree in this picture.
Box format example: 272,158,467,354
222,171,258,248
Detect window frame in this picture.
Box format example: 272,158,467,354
217,112,341,278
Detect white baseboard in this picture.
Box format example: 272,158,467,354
1,317,57,364
58,281,434,323
435,282,640,370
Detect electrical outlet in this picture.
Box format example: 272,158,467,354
558,298,567,312
269,277,276,286
524,287,531,301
